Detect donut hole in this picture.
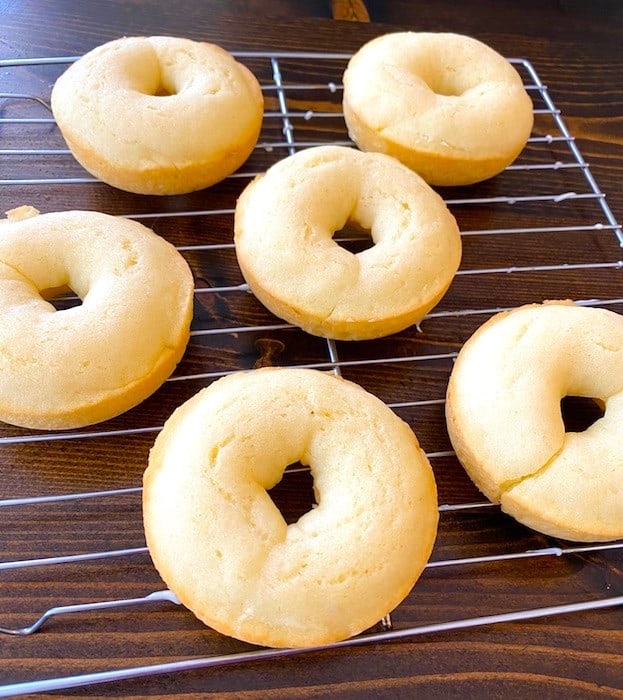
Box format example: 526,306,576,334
153,83,176,97
418,67,466,97
39,284,83,311
560,395,605,433
146,76,179,97
147,70,179,97
267,463,317,525
425,77,463,97
332,219,375,254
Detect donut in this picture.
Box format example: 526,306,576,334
0,206,194,429
342,32,534,186
50,36,263,195
445,301,623,542
234,145,461,340
143,367,438,648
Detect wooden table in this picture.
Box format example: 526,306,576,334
1,1,622,697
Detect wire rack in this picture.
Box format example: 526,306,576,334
0,50,622,696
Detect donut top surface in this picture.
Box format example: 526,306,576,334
51,36,263,173
0,207,194,428
144,367,438,647
446,301,623,541
234,145,461,340
342,32,534,184
344,32,532,159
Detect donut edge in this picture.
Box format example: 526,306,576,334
343,96,531,187
0,328,192,430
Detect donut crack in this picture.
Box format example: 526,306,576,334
206,475,239,507
595,339,621,352
323,300,340,322
206,433,236,466
438,139,468,154
498,440,566,496
0,344,36,367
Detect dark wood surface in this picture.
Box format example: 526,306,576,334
1,1,622,697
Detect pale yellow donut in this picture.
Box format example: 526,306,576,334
446,301,623,542
343,32,534,186
51,36,263,195
0,206,194,429
143,367,438,648
234,145,461,340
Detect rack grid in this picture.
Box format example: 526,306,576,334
0,51,622,696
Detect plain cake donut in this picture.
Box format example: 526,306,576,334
446,301,623,542
143,367,438,648
342,32,534,186
51,36,263,195
234,145,461,340
0,206,194,429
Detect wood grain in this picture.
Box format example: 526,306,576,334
0,1,622,697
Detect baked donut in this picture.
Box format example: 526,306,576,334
342,32,534,186
143,367,438,648
234,145,461,340
0,206,194,429
51,36,263,195
446,301,623,542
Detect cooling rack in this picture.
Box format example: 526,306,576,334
0,50,622,696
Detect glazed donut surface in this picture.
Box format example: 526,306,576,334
446,301,623,542
234,145,461,340
51,36,263,195
143,367,438,648
0,207,194,429
343,32,534,186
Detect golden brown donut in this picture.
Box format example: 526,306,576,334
0,206,194,429
343,32,534,186
446,301,623,542
234,145,461,340
51,36,263,195
143,367,438,648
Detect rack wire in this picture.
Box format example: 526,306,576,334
0,50,622,696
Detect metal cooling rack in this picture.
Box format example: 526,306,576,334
0,50,622,696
